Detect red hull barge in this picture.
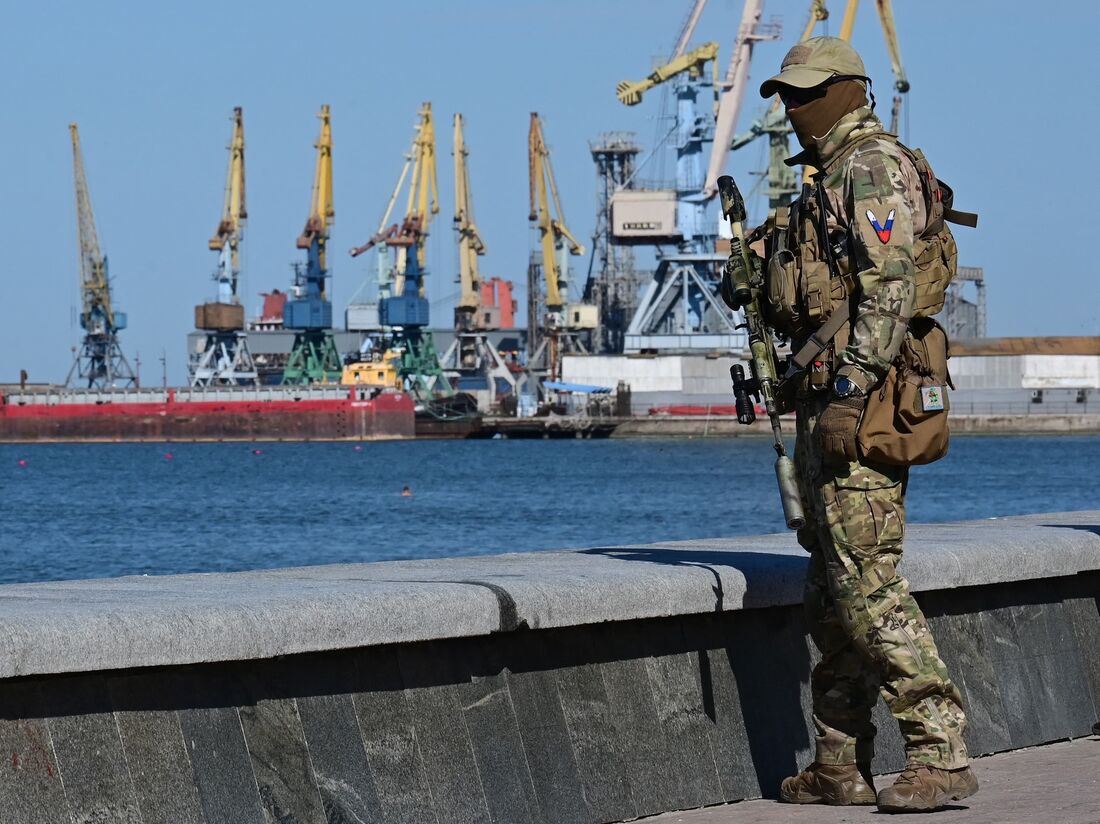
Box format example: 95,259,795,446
0,386,415,443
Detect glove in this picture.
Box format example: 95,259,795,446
816,394,865,467
719,243,762,310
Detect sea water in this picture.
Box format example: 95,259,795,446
1,435,1096,584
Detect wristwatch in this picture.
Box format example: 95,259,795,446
833,375,865,399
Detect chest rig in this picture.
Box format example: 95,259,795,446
763,133,974,390
763,170,854,344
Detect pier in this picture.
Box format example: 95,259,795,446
0,511,1097,822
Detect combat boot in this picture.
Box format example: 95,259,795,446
877,764,979,812
779,762,877,805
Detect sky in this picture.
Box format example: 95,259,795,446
3,0,1098,385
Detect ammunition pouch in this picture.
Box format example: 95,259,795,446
857,317,952,466
764,191,852,339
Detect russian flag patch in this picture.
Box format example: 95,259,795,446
866,208,896,244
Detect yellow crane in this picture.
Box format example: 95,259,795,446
528,112,585,315
282,104,341,384
66,123,136,388
350,102,438,300
452,113,486,331
208,106,247,305
191,107,258,385
528,113,593,382
439,113,518,407
295,103,334,290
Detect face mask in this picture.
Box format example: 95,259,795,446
787,79,868,151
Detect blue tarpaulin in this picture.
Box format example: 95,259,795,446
542,381,612,394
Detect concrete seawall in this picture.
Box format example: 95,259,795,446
1,512,1098,823
612,414,1100,437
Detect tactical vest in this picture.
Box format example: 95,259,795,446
763,133,973,342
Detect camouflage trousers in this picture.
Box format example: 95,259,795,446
793,399,969,770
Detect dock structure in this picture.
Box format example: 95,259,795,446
0,512,1097,822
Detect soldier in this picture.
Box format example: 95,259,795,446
727,37,979,812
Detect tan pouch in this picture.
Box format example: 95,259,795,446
857,318,952,466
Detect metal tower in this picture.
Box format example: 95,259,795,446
66,123,136,389
191,107,257,386
584,133,645,354
282,105,342,384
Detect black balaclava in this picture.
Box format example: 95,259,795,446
787,79,868,153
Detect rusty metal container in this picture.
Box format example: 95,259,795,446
195,302,245,331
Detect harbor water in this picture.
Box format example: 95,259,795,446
1,435,1097,585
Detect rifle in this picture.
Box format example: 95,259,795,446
717,175,805,530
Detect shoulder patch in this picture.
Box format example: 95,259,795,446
866,208,896,243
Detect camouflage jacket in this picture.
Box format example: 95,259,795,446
785,107,928,390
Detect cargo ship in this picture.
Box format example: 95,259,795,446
0,385,415,443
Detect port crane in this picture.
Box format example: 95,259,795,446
349,103,452,400
350,101,439,299
190,107,258,386
66,123,136,389
610,4,753,354
282,105,342,384
527,112,593,381
438,113,517,408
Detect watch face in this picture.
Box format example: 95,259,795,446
835,377,852,396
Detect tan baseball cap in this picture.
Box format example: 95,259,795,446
759,36,867,98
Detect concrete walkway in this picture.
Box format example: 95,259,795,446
639,737,1100,824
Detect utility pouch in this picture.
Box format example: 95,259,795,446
766,246,800,333
857,317,952,466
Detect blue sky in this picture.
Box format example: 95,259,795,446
3,0,1097,385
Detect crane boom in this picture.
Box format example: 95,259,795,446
671,0,709,59
453,113,486,321
616,41,719,106
875,0,909,93
528,113,584,312
69,123,115,333
407,102,439,269
703,0,775,198
208,107,247,303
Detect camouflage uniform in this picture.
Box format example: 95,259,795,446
779,106,970,771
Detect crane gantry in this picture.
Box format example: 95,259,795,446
66,123,136,389
282,104,341,384
190,106,257,386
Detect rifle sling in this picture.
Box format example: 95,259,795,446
944,207,978,228
790,308,849,372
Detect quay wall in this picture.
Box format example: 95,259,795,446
0,512,1098,823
